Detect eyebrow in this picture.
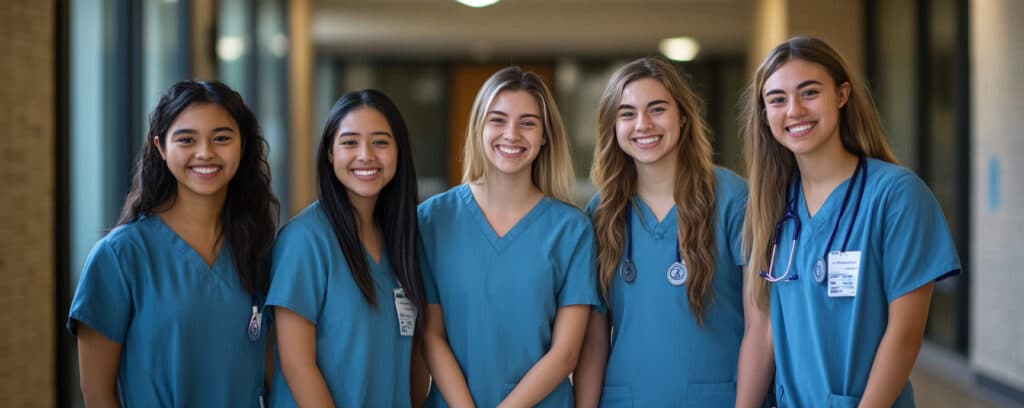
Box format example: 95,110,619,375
618,99,670,110
487,110,542,120
338,131,393,137
170,127,235,136
764,80,824,97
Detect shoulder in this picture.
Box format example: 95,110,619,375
544,197,594,234
417,184,470,227
713,166,749,211
713,166,748,198
584,193,601,216
277,201,332,242
865,159,930,201
97,216,161,258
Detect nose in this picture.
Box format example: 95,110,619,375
502,121,521,141
635,111,653,131
194,139,213,159
356,142,374,161
787,99,807,118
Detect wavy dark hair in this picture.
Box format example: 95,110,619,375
116,80,280,295
315,89,425,310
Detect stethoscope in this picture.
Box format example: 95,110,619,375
760,155,867,283
619,202,688,286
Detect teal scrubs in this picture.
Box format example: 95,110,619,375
67,215,267,407
770,159,960,407
418,184,600,407
266,201,412,407
588,167,748,407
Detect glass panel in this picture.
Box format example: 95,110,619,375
256,0,290,212
924,0,964,352
872,0,918,167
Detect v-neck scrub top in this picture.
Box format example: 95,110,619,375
418,184,601,407
266,201,413,407
67,215,267,407
587,167,749,407
769,159,960,407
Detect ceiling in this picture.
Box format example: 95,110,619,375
312,0,754,60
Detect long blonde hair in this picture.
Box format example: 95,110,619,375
461,66,574,203
741,36,898,311
591,57,717,325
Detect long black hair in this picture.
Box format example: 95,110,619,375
116,80,280,295
316,89,425,310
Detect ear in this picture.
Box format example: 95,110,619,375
153,136,166,160
837,81,852,109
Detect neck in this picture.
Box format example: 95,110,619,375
473,169,542,211
795,143,859,193
159,188,225,234
634,156,677,205
349,195,378,237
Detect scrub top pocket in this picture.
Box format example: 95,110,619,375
685,381,736,407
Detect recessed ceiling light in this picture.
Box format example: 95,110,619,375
456,0,500,8
659,37,700,62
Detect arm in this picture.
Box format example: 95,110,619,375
499,305,591,408
77,324,122,408
572,310,610,408
858,283,934,408
275,307,335,408
735,268,775,408
410,327,430,408
423,304,475,407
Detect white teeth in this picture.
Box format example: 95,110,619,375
192,166,218,174
497,145,525,155
353,169,379,177
788,123,814,133
635,136,659,145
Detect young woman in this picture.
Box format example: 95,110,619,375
418,67,599,407
266,89,426,407
572,57,772,407
67,80,279,406
743,36,960,407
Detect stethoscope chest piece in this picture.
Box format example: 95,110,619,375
666,261,687,286
813,257,827,283
620,260,637,283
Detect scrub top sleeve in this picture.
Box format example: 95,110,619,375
418,233,441,305
881,174,961,303
557,223,601,308
67,242,132,343
266,225,329,325
584,194,600,217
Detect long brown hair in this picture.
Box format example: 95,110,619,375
462,66,574,203
591,57,717,325
741,36,898,311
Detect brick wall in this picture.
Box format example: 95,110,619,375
0,0,56,406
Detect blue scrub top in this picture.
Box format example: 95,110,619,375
770,159,960,407
418,184,600,407
587,167,748,407
67,215,267,407
266,201,413,407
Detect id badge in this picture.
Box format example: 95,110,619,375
827,251,861,297
393,287,417,336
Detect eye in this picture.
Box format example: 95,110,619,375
650,106,667,114
338,138,356,147
801,89,820,98
618,110,635,119
488,116,506,125
520,120,538,128
175,136,194,144
766,96,785,106
213,134,232,143
372,138,391,147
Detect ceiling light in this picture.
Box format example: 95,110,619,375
456,0,499,8
659,37,700,62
